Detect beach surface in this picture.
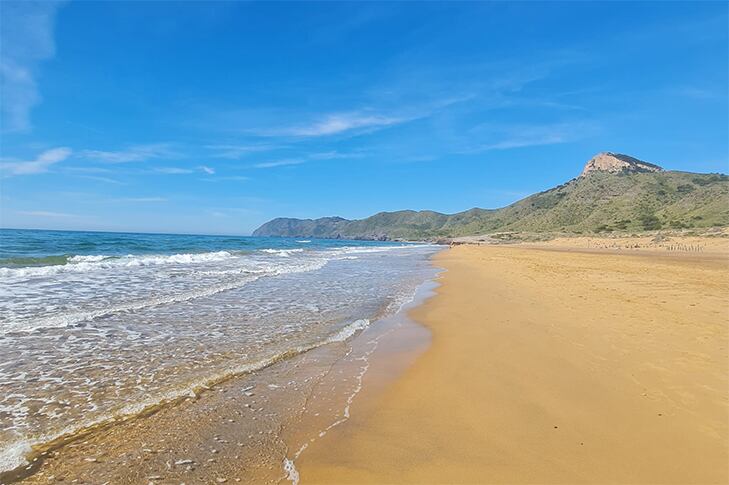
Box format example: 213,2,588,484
8,237,729,484
297,243,729,483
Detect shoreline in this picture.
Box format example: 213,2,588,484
7,236,728,483
0,317,378,483
6,259,441,484
296,242,729,483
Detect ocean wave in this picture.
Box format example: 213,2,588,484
0,251,236,279
328,244,433,255
260,248,305,257
0,257,329,335
0,245,432,279
67,254,109,263
0,255,71,267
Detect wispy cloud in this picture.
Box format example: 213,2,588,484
206,144,280,159
77,175,125,185
17,210,77,218
152,165,214,175
154,167,194,174
0,1,64,132
80,143,178,163
253,158,305,169
477,134,567,151
253,111,411,138
1,147,72,175
249,151,364,170
307,150,366,160
199,86,470,142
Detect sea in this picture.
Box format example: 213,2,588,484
0,228,440,474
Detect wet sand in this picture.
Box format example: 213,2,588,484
297,244,729,483
8,281,436,485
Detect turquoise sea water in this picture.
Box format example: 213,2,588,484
0,228,439,473
0,228,404,267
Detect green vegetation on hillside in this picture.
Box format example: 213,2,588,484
253,170,729,240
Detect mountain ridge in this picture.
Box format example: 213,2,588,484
253,152,729,240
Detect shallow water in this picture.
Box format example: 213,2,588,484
0,229,439,473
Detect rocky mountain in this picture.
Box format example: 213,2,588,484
252,153,729,240
580,152,663,176
252,216,350,239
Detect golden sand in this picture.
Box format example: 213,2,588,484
296,244,729,483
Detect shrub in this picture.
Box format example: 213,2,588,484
640,214,662,230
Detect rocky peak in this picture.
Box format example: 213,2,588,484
581,152,663,176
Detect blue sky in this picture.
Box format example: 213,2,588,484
1,1,727,235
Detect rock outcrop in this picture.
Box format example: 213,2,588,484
581,152,663,176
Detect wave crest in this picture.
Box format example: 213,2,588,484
0,251,235,279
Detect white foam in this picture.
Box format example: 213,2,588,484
260,248,305,257
0,256,330,334
283,457,300,485
327,244,435,256
68,255,108,263
3,276,256,333
326,319,370,343
0,251,236,279
0,439,31,478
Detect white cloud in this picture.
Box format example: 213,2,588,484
258,111,408,138
248,151,362,170
253,158,305,169
153,166,215,175
1,147,72,175
17,210,76,218
478,133,567,151
80,143,178,163
77,175,124,185
0,1,64,132
206,144,280,159
307,150,365,160
154,167,194,174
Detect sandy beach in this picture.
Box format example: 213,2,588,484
297,243,729,483
7,238,729,484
